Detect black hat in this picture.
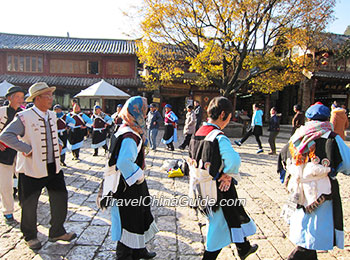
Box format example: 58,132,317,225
5,86,26,98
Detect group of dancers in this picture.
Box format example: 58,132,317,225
1,83,349,260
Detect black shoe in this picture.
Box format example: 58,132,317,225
116,242,133,260
239,244,258,260
13,188,18,199
93,153,98,157
60,162,67,166
133,248,156,260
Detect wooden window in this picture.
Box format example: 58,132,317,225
50,59,87,74
7,54,43,73
107,61,132,76
88,61,99,74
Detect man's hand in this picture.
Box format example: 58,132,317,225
0,142,6,151
218,173,232,192
81,125,87,129
22,151,32,157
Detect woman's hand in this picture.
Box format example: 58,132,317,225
218,173,232,192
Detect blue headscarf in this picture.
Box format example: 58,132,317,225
119,96,148,136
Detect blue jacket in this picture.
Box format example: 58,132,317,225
147,110,162,129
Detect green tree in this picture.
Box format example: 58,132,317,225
137,0,335,96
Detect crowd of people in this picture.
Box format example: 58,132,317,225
0,81,349,260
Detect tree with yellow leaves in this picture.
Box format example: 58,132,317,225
137,0,335,96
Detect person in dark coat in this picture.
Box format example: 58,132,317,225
146,103,162,150
194,100,203,131
268,107,280,155
291,104,304,135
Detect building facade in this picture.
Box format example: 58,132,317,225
0,33,143,113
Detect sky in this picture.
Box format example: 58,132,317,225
0,0,349,39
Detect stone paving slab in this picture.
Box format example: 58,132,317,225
0,131,350,259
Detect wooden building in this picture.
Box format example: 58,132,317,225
0,32,143,113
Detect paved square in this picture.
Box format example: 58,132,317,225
1,130,349,259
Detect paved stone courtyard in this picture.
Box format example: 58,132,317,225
1,130,350,260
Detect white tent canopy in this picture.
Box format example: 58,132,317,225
74,79,130,99
0,80,14,98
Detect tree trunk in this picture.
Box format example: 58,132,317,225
232,93,237,119
301,79,312,111
264,94,271,122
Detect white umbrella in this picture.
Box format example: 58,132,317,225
74,79,130,99
0,80,14,98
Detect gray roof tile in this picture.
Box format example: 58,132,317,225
0,33,137,55
0,74,143,88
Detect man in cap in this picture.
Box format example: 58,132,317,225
146,103,162,150
0,86,25,224
0,82,76,250
53,104,75,166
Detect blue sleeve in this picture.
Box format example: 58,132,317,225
65,114,76,128
0,116,32,154
104,114,113,125
170,112,178,123
216,135,241,174
116,138,144,186
82,113,93,127
335,135,350,175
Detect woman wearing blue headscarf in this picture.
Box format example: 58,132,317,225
99,96,158,260
278,102,350,259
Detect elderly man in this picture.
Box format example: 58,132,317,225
0,86,25,224
0,82,76,250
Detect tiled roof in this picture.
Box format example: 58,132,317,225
313,71,350,80
0,74,144,88
0,33,137,55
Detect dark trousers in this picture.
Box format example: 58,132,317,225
72,149,80,159
268,131,279,152
18,163,68,241
179,134,192,149
60,153,65,164
94,144,108,155
202,238,251,260
287,246,317,260
240,129,262,149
